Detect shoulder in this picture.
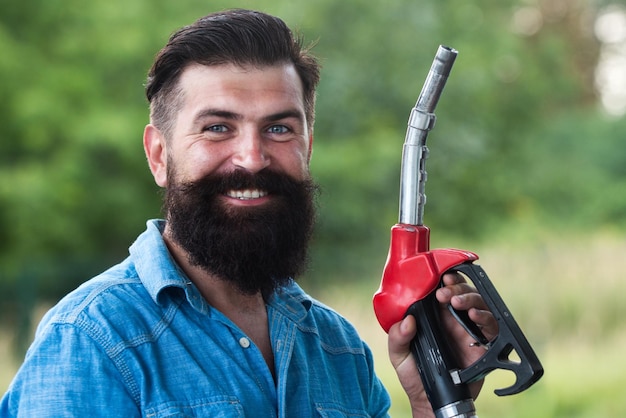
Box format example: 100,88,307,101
36,220,183,341
34,258,167,347
2,264,145,416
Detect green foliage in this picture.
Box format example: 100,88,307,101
1,0,626,339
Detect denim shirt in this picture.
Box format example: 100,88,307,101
1,220,391,417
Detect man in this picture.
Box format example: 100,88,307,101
1,9,496,417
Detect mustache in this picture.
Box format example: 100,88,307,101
169,169,318,200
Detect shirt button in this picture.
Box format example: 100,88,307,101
239,337,251,348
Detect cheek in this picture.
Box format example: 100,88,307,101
171,144,230,181
290,159,312,182
274,144,311,178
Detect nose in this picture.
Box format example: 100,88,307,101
231,130,271,173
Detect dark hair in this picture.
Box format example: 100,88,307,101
145,9,321,137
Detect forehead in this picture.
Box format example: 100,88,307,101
177,63,305,114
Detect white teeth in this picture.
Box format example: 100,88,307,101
226,189,268,200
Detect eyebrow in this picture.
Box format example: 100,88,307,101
192,108,305,125
262,109,305,123
193,108,241,123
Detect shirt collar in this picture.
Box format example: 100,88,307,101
129,219,314,319
129,219,191,306
268,282,314,323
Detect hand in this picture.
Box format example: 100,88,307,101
387,272,498,417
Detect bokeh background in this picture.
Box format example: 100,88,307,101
2,0,626,416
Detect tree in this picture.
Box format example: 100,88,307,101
1,0,622,351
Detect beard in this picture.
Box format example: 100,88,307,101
163,168,319,299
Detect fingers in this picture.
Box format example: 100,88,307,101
436,273,478,304
436,273,486,308
436,272,499,340
450,292,488,312
467,307,499,340
441,271,466,286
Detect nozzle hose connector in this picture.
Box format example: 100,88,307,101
399,45,457,226
435,399,478,418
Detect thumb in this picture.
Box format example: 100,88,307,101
388,315,432,415
388,315,417,368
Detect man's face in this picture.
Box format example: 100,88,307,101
144,63,317,297
154,62,313,190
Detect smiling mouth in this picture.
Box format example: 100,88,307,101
225,189,269,200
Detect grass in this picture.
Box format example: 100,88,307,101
2,230,626,417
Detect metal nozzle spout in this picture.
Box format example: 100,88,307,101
399,45,458,226
431,46,458,77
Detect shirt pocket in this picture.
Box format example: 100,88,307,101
315,403,370,418
145,396,244,417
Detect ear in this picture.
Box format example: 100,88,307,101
143,124,168,187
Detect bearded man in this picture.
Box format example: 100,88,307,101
1,9,496,417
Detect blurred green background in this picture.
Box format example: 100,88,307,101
2,0,626,416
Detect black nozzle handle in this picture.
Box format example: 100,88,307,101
407,294,477,417
448,263,544,396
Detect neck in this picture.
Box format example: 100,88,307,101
162,224,267,312
162,225,275,377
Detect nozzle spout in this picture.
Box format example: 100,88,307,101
399,45,458,226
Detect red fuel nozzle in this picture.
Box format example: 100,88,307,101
372,224,478,332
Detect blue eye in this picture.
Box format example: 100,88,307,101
205,124,228,133
268,125,289,134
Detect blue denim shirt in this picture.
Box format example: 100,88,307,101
1,220,391,417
